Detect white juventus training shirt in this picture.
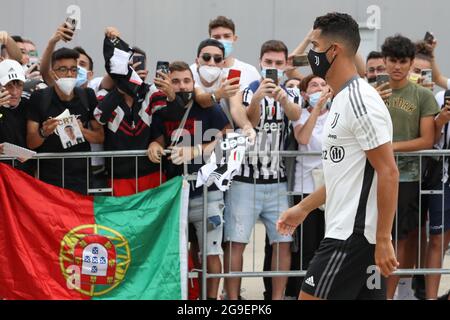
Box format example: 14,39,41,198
322,77,393,244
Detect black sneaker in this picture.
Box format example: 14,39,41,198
412,275,426,300
437,290,450,301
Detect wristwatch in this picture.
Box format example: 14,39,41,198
39,127,48,139
211,92,218,104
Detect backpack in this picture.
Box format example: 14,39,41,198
40,87,91,125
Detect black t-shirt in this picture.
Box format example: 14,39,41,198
151,101,229,198
27,87,97,194
0,94,34,175
95,87,165,179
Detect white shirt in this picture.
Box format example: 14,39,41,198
322,78,393,244
293,109,329,194
189,58,260,127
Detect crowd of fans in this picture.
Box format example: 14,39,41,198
1,13,450,300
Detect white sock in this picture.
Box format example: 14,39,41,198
396,278,414,300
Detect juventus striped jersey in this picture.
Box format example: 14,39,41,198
235,81,300,184
322,77,393,244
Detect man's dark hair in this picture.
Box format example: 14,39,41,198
381,34,415,60
299,74,321,92
169,61,194,79
73,46,94,71
23,39,36,46
51,47,80,66
208,16,235,35
313,12,360,55
284,77,302,87
11,35,24,44
197,39,225,58
132,46,147,59
260,40,288,60
366,51,383,63
415,41,433,62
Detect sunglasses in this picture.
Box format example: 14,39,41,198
201,53,223,64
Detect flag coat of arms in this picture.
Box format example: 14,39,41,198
0,163,189,300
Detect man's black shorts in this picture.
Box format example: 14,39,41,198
301,233,386,300
393,182,421,240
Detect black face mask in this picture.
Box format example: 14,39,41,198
307,46,336,79
176,91,194,106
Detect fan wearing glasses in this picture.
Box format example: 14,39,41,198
192,39,256,141
192,39,240,107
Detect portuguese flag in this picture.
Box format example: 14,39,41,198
0,163,189,300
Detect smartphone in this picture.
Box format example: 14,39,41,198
64,17,76,40
292,54,309,67
227,69,241,86
421,69,432,84
376,74,390,88
156,61,170,78
133,55,146,72
265,69,278,85
444,90,450,107
424,31,435,45
65,17,77,31
368,77,377,87
28,62,40,73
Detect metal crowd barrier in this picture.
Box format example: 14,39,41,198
2,149,450,300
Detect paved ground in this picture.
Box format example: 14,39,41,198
227,221,450,300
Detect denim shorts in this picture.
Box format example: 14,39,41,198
224,181,292,244
189,190,224,256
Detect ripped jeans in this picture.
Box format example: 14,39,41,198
188,190,225,256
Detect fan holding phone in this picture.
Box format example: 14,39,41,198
130,47,148,81
192,39,241,107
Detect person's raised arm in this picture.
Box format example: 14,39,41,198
0,31,22,63
273,86,301,121
428,40,449,90
285,29,314,80
247,79,276,127
194,78,240,109
41,23,74,86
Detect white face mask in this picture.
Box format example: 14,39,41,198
198,65,222,83
56,77,77,96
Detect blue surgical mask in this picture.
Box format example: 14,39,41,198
219,40,234,58
308,91,322,107
76,66,88,87
260,68,284,81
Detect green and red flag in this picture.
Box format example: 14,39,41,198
0,163,189,300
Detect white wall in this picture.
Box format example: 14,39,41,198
1,0,448,82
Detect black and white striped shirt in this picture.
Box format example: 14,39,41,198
235,81,299,184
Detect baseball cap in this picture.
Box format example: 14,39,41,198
197,39,225,58
0,59,26,86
